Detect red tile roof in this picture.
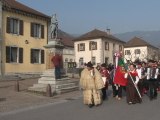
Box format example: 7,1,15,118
124,37,158,49
58,30,74,47
3,0,50,19
74,29,125,43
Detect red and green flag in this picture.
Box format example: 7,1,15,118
113,57,127,86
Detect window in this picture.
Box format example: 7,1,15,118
70,59,73,62
6,17,23,35
30,49,45,64
78,43,85,51
134,49,141,54
31,23,44,38
119,45,123,51
6,46,23,63
79,58,84,66
125,50,131,55
113,43,115,51
65,58,68,62
89,41,97,50
105,42,109,50
105,57,109,65
92,57,96,65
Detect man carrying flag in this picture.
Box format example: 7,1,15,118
113,52,127,100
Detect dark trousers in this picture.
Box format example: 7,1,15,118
138,79,144,96
55,66,61,79
112,84,125,98
101,87,107,100
148,79,158,100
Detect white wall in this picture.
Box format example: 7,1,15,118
74,38,124,67
124,46,158,62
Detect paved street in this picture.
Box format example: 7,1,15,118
0,78,81,112
0,80,160,120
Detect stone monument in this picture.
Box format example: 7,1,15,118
28,14,79,95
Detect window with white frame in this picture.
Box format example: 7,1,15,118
6,46,23,63
65,58,68,62
119,45,123,51
31,23,44,38
30,49,45,64
113,43,115,51
78,43,85,51
89,41,97,50
92,57,96,65
105,42,109,50
125,50,131,55
134,49,141,54
70,59,73,62
79,57,84,66
6,17,23,35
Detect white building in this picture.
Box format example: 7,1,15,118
124,37,159,62
74,29,126,67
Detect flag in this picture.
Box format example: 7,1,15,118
113,57,127,86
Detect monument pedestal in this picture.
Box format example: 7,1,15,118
28,69,79,95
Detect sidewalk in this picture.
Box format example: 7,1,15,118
0,78,81,113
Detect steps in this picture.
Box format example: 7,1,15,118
28,69,79,95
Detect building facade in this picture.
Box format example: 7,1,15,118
0,0,50,75
124,37,159,62
74,29,125,67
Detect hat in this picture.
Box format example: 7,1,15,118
137,62,142,66
148,59,155,63
101,63,106,67
84,63,87,66
86,61,93,68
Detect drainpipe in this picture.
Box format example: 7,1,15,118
0,1,4,77
0,1,3,77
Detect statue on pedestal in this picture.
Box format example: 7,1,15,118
51,14,58,39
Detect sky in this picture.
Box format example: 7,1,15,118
17,0,160,35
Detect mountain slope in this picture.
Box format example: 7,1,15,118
114,31,160,47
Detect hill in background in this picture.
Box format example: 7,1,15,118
114,30,160,48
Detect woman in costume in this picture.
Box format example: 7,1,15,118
125,64,142,104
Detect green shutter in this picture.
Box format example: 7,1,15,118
6,46,10,63
19,48,23,63
41,25,44,39
19,20,23,35
30,23,34,37
6,17,10,33
30,49,34,63
41,50,45,64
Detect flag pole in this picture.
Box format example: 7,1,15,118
124,57,142,99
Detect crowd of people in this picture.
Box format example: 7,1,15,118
79,59,160,108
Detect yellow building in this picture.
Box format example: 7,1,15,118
0,0,50,76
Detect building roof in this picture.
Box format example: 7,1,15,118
124,37,158,49
74,29,125,43
58,30,74,47
2,0,50,19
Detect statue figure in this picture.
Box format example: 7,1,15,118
51,14,58,39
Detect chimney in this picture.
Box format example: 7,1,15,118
106,28,111,35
